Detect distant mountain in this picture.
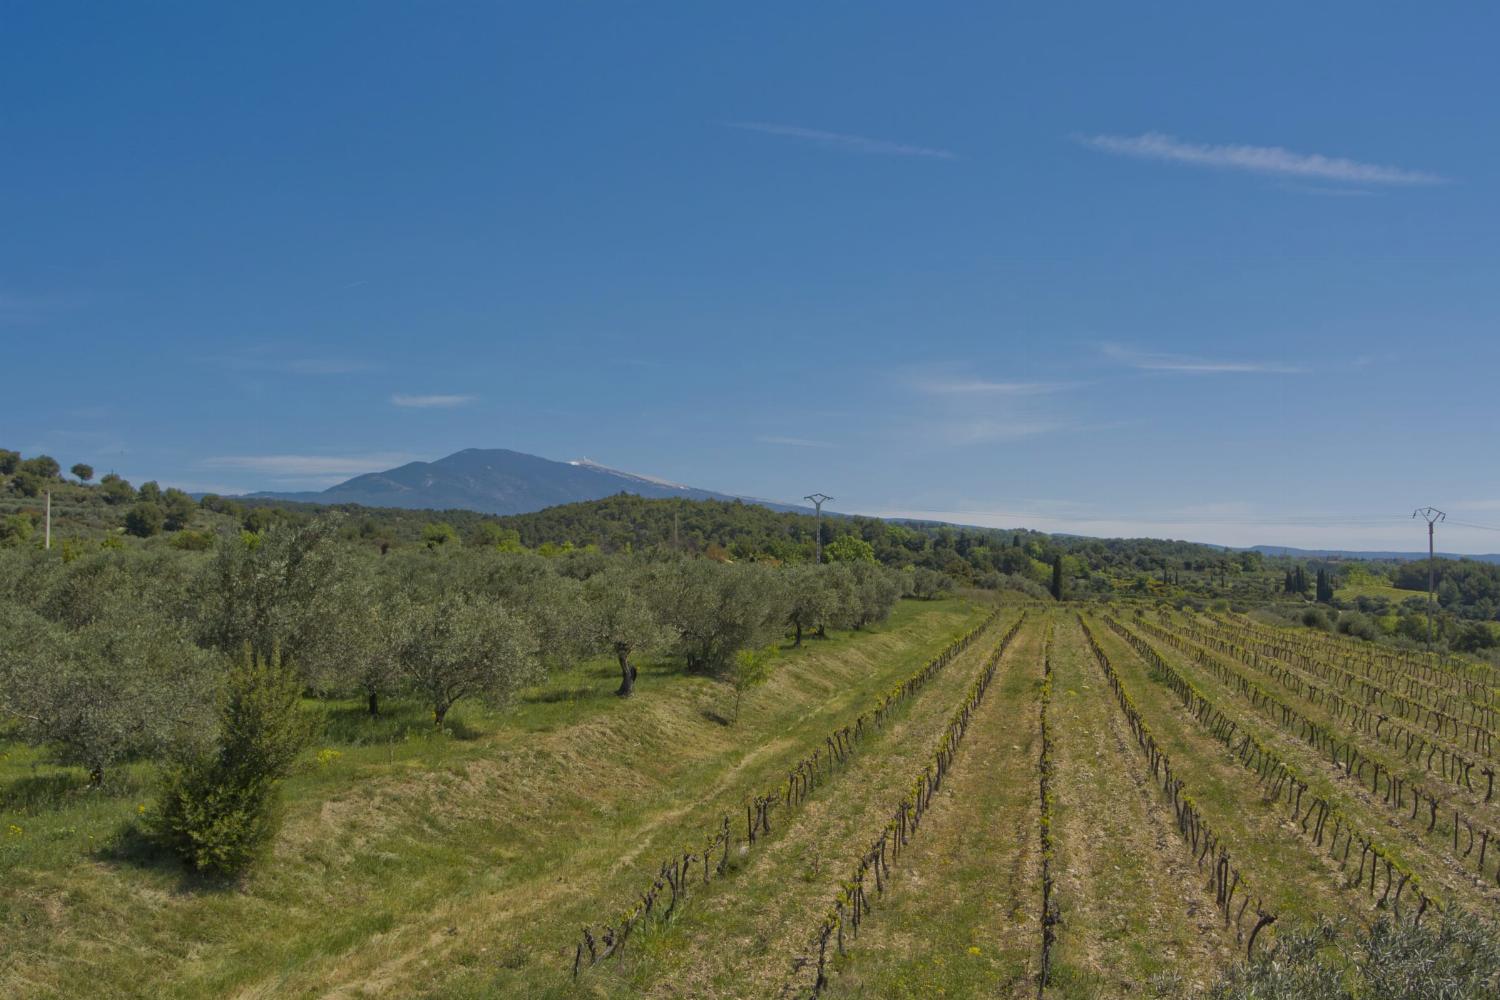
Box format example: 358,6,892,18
247,448,808,516
1249,545,1500,565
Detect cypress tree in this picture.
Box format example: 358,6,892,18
1050,555,1063,601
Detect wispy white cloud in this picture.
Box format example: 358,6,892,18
1450,500,1500,513
284,359,378,375
215,354,380,375
1078,131,1444,185
0,289,86,324
1280,183,1378,198
726,121,957,160
391,393,476,408
754,435,834,449
202,452,420,476
936,420,1068,447
1103,344,1307,375
916,377,1073,396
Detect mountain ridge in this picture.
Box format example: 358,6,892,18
246,447,809,516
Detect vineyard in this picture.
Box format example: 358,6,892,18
553,603,1500,997
7,596,1500,997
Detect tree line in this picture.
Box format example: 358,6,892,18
3,444,1269,602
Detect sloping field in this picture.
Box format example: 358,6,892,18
7,600,1497,998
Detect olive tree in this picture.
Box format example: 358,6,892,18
580,566,669,696
300,554,403,716
193,515,346,669
458,551,588,668
649,560,788,675
0,605,215,784
783,563,833,646
907,567,953,601
395,592,540,727
822,562,901,631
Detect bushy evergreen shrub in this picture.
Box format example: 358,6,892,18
151,649,315,876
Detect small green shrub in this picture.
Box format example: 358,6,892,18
170,529,214,551
1336,611,1378,641
123,502,164,538
1301,607,1331,630
150,649,316,876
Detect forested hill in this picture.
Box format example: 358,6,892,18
248,447,808,515
2,444,1264,599
482,494,1264,592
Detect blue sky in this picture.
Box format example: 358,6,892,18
4,3,1499,551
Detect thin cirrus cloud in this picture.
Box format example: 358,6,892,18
202,452,420,477
1103,344,1307,375
391,393,476,408
916,377,1073,396
725,121,957,160
0,289,85,324
213,354,380,375
1077,131,1445,186
936,419,1068,447
754,435,834,449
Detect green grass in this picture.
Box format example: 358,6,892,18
1082,614,1371,928
12,598,1490,999
1043,613,1232,998
0,597,987,999
822,613,1046,999
1334,582,1422,604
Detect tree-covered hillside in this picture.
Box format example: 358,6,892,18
2,445,1272,603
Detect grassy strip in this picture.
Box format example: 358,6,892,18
1037,620,1056,995
1136,614,1500,891
787,613,1028,997
1101,615,1435,923
1077,615,1277,958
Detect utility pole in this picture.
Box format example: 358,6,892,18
804,493,833,564
44,490,51,550
1412,507,1445,650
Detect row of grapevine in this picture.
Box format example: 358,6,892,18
783,613,1029,998
1221,610,1500,710
1220,610,1500,706
1076,615,1278,956
1133,614,1500,894
1204,615,1497,754
1099,616,1435,922
1160,613,1492,804
571,605,1010,977
1036,621,1056,995
1212,611,1500,733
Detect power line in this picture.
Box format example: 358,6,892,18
1444,519,1500,533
